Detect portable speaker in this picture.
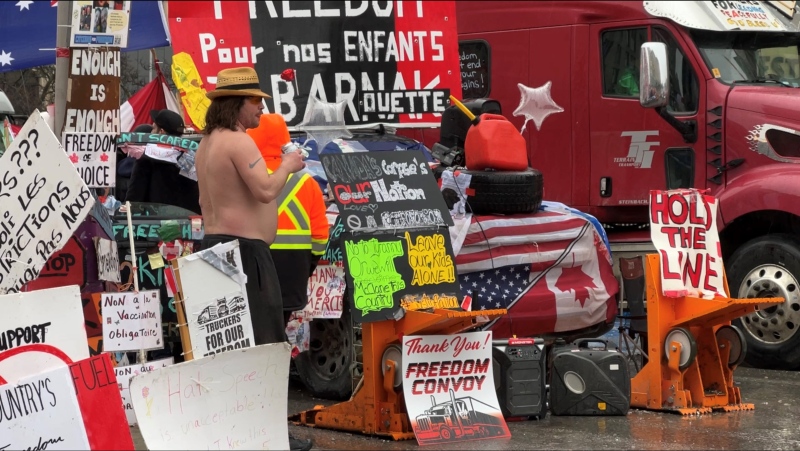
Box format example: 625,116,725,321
492,338,546,418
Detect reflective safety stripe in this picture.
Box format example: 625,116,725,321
311,240,327,255
277,172,309,210
271,233,313,250
285,199,308,230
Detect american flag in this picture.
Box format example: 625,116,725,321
456,206,619,338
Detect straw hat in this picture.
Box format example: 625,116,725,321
207,67,271,100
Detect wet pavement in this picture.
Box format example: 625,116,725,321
130,365,800,450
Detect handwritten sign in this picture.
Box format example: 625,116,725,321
342,228,461,323
303,265,346,319
168,1,460,126
707,0,786,30
321,150,453,232
70,1,132,48
65,47,121,134
459,40,490,99
102,290,164,352
649,189,727,299
0,111,95,294
131,343,291,450
114,357,174,425
94,236,120,283
117,132,199,153
0,285,89,384
402,331,510,446
63,132,117,187
321,216,345,264
0,354,134,450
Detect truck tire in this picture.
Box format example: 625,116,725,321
462,168,543,215
726,234,800,370
294,306,354,400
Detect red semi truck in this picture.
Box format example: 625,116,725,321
437,1,800,369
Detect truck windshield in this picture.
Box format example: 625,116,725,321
690,29,800,87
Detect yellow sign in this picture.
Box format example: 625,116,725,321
171,52,211,131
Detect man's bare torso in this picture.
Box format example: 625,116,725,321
196,129,278,244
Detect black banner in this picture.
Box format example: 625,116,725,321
117,132,198,152
341,228,461,323
320,150,453,231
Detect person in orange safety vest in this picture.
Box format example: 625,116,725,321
247,114,329,325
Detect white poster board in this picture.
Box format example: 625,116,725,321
649,189,727,299
114,357,174,426
102,290,163,352
0,111,95,294
0,285,89,384
402,331,510,446
131,343,291,450
175,240,255,358
303,265,345,318
63,132,117,188
94,236,121,282
0,364,92,450
70,1,132,48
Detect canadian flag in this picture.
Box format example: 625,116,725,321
120,65,181,132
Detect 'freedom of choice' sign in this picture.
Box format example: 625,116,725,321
649,189,727,299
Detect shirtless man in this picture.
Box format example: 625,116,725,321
196,67,304,345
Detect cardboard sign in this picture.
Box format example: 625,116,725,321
0,353,134,450
0,285,89,384
102,291,163,352
321,150,453,232
131,343,291,450
63,132,117,187
402,332,510,446
304,265,345,319
114,357,173,425
0,111,95,294
173,240,256,359
64,47,121,134
168,1,460,126
341,228,461,323
94,236,120,282
706,1,786,30
649,189,727,299
71,1,132,48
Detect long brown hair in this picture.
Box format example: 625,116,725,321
203,96,245,134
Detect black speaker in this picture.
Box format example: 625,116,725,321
439,98,502,149
492,338,546,419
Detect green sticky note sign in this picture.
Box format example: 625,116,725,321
344,238,405,315
158,220,181,242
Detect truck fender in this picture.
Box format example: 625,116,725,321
716,164,800,227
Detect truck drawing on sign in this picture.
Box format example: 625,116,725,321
196,295,246,325
414,389,506,443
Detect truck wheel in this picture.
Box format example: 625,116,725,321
294,307,354,400
726,234,800,370
462,168,543,215
439,427,453,440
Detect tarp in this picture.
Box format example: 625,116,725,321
0,1,170,73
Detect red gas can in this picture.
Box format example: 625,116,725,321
465,113,528,171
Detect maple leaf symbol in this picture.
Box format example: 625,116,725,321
99,153,109,162
69,153,79,163
555,264,597,308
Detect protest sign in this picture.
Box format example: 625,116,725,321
321,150,453,232
131,343,291,450
114,357,173,425
402,331,510,445
649,189,727,299
94,236,120,282
102,290,163,352
65,47,121,134
0,111,95,294
706,1,786,30
63,132,117,187
0,353,134,450
0,285,89,384
341,228,461,323
117,131,199,153
173,240,256,359
71,1,132,47
168,1,460,126
304,265,345,318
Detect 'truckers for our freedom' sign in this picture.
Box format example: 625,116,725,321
649,189,727,299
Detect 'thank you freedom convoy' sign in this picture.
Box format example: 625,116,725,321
0,111,95,294
168,1,461,126
341,228,461,323
321,150,453,232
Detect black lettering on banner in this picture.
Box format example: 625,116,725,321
69,354,114,392
0,322,51,351
0,377,57,424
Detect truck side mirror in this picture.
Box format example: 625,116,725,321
639,42,670,109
